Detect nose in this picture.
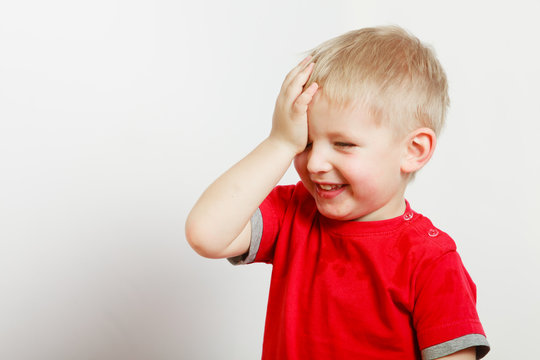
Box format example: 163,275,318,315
306,144,332,174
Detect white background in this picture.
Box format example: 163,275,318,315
1,1,539,359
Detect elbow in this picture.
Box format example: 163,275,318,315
185,216,224,259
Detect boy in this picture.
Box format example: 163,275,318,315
186,26,490,359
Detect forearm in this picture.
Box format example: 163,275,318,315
185,136,296,258
435,347,476,359
186,56,317,259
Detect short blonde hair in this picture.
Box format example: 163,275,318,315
305,26,449,137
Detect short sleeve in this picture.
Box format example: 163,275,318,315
228,184,296,265
413,251,490,359
227,209,263,265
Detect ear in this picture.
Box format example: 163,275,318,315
400,128,437,174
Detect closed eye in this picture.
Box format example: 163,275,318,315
335,142,356,147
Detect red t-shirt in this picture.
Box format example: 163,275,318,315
232,183,489,359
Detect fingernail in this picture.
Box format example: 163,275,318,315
300,55,312,65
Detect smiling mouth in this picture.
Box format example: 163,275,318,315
317,184,345,191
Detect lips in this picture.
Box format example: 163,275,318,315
317,184,345,191
314,183,347,199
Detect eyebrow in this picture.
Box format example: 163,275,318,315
327,130,359,139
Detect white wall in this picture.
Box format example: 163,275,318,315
1,1,539,359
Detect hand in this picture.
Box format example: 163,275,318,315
269,56,318,155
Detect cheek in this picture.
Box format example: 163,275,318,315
294,154,307,176
342,161,379,190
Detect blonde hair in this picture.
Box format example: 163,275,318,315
305,26,449,137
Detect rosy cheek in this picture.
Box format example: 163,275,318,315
294,154,307,175
346,167,375,190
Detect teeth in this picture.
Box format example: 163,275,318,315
319,184,343,191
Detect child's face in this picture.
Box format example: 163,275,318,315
294,94,408,222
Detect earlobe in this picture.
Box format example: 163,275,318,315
400,128,437,174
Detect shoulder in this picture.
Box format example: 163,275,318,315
391,210,460,278
397,210,475,298
268,181,312,202
265,181,314,210
291,181,313,201
260,182,316,224
402,211,457,257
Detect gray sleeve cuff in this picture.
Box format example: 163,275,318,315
227,209,263,265
422,334,490,360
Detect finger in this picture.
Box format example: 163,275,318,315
292,82,318,115
303,82,319,97
296,61,315,86
297,55,313,66
284,62,315,99
282,56,314,89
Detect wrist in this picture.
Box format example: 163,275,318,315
265,135,304,159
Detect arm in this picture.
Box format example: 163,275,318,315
435,347,476,360
185,57,318,259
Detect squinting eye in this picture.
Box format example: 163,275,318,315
335,142,355,147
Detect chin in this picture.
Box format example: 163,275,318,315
316,206,354,221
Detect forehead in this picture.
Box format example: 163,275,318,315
307,92,379,133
